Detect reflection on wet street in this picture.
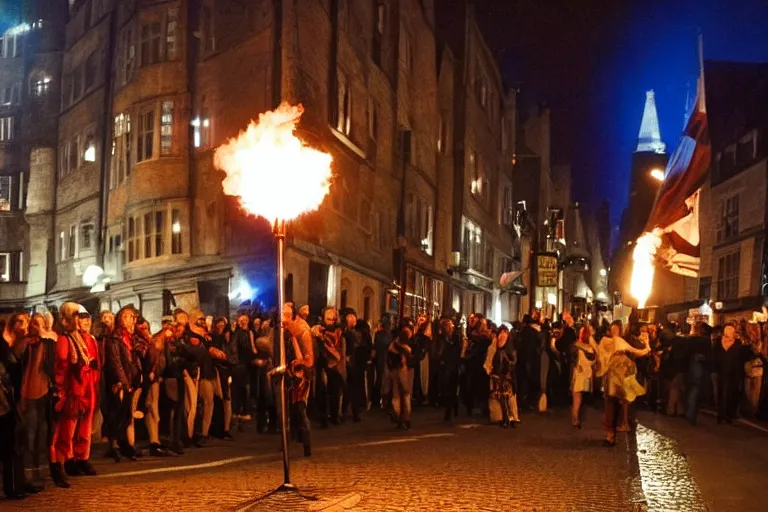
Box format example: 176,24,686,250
636,424,708,511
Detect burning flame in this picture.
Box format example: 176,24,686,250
214,103,333,223
630,230,662,309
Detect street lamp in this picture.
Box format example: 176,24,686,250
650,168,665,182
214,103,332,493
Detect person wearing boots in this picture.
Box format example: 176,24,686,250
50,303,100,484
102,305,142,462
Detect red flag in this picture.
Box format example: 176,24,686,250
643,81,711,276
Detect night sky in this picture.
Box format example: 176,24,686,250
475,0,768,233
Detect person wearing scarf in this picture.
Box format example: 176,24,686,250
102,305,142,461
50,303,100,484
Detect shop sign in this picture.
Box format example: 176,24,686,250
536,253,558,287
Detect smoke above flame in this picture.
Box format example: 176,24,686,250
630,230,663,309
214,103,333,223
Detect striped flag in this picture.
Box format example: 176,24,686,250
643,77,711,277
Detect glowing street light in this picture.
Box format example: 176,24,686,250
214,103,332,492
650,168,665,182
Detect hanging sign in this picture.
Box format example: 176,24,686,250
536,253,558,287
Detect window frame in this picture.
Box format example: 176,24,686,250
136,108,155,163
0,175,11,211
0,252,9,282
139,21,163,68
0,116,15,141
717,250,740,300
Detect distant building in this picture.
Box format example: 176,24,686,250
435,1,519,323
5,0,528,327
698,60,768,322
610,90,669,306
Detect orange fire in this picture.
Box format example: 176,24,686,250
214,103,333,223
630,229,662,309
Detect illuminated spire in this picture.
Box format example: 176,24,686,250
636,90,666,154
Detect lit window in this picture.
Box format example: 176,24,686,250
161,101,173,155
83,134,96,162
166,8,178,60
59,231,66,261
137,110,154,162
111,113,131,187
0,253,8,282
0,117,15,141
31,75,52,97
171,209,182,254
0,175,11,211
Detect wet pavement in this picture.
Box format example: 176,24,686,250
2,406,766,511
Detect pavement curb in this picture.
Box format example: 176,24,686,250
699,409,768,434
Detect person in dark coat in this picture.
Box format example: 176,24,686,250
436,316,462,423
517,314,543,410
713,323,750,423
1,312,38,499
102,305,142,462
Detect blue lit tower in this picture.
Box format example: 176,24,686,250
623,90,669,243
610,91,669,301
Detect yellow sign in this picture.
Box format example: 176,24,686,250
536,254,558,287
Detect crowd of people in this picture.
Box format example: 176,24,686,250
2,300,768,499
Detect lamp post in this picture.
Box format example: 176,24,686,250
214,103,332,492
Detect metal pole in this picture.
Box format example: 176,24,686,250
274,218,293,489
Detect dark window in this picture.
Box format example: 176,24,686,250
85,51,97,90
81,223,94,250
155,211,165,256
717,251,740,300
140,22,162,66
137,110,154,162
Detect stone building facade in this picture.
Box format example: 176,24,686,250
435,1,519,323
3,0,473,327
1,3,66,311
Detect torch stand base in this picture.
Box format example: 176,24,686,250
275,483,298,493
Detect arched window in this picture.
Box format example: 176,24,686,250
30,73,52,97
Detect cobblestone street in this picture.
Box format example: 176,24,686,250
2,406,766,511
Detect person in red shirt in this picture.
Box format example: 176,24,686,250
50,303,100,486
